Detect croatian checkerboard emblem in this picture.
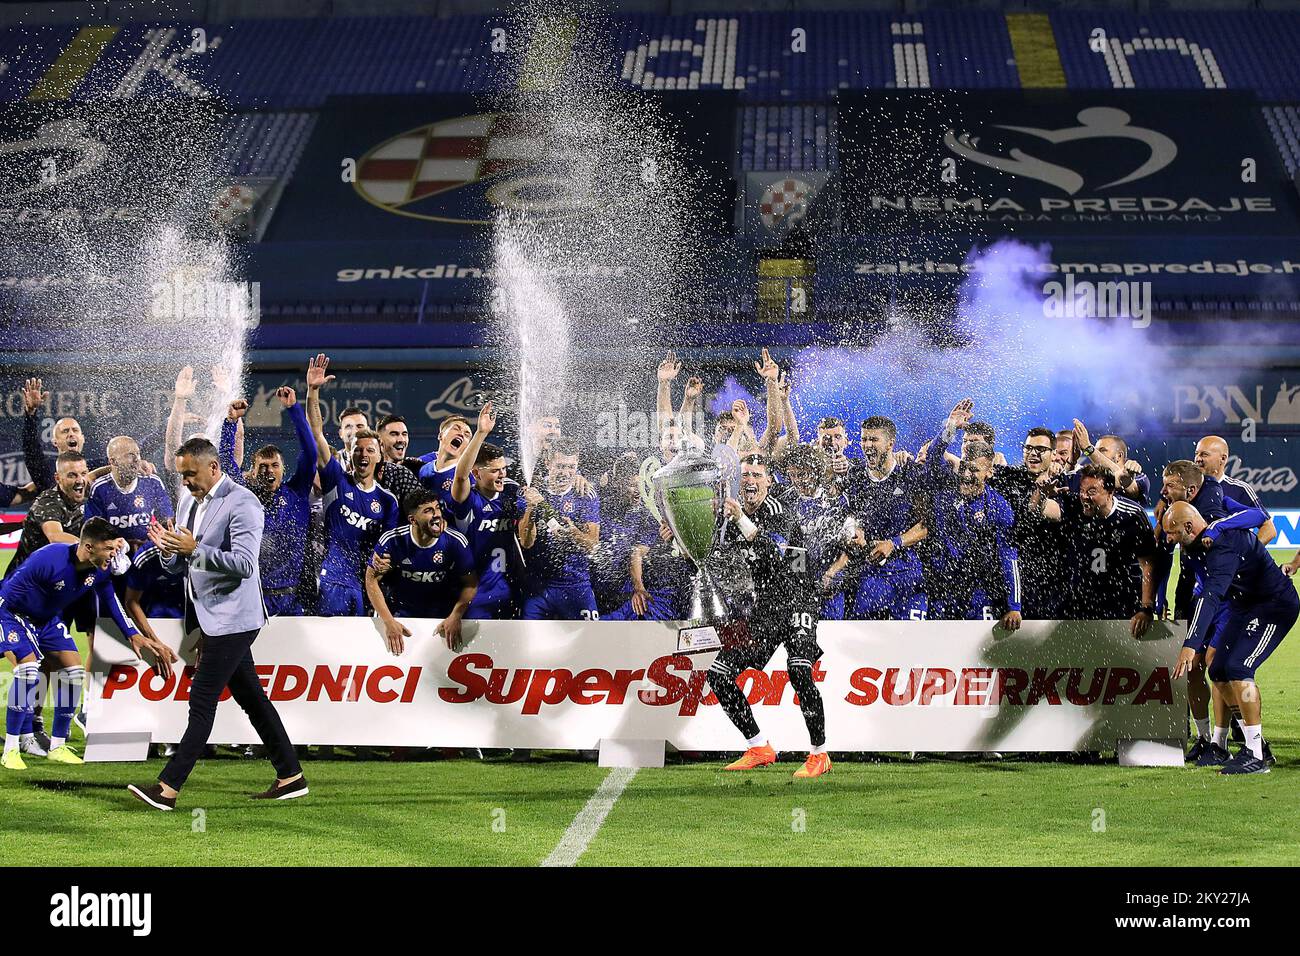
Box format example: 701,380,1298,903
370,500,382,514
759,178,810,229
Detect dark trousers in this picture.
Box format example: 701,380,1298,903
159,624,301,790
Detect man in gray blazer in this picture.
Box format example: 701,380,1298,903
128,437,305,811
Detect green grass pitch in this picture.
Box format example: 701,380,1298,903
2,548,1298,867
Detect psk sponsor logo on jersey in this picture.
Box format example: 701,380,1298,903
370,499,381,515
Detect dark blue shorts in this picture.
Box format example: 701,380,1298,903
521,583,599,621
318,581,365,617
0,611,76,661
1207,595,1298,683
265,591,305,617
851,565,926,620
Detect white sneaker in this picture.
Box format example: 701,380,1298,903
19,734,48,757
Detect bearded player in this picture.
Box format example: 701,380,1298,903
707,453,830,779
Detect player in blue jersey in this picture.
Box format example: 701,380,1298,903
1165,501,1298,774
1156,458,1267,759
366,489,477,655
517,436,601,620
590,452,664,617
772,443,852,620
307,354,400,616
0,518,154,769
835,417,929,620
418,414,475,507
84,436,173,550
124,544,185,619
922,400,1022,628
446,402,525,619
221,385,318,615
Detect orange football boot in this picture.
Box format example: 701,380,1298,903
793,752,832,778
723,744,778,770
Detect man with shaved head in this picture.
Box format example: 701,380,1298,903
1163,501,1296,774
84,435,174,553
1194,435,1275,546
1156,458,1267,759
19,377,103,493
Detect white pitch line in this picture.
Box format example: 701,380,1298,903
541,767,638,867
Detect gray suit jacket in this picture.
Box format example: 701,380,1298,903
163,475,267,637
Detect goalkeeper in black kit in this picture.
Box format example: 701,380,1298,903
707,454,830,779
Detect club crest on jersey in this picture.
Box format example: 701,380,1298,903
5,631,17,644
370,500,382,515
53,580,65,590
134,496,145,508
563,501,574,514
432,551,444,564
83,575,95,587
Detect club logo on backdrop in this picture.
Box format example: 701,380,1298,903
0,119,108,200
759,178,812,228
943,107,1177,196
355,113,600,224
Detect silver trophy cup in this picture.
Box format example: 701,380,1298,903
651,450,732,632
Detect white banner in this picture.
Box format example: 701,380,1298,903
84,617,1188,758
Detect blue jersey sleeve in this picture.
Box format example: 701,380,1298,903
1184,543,1239,650
1204,502,1268,542
319,455,345,492
95,574,140,637
371,530,395,566
451,533,475,578
83,486,104,522
23,412,53,491
576,493,600,527
286,403,318,495
149,477,174,521
219,419,248,488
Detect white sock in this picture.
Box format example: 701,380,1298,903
811,744,827,755
3,734,17,754
745,733,768,749
1212,725,1229,747
1193,717,1210,740
50,737,66,751
1243,724,1263,760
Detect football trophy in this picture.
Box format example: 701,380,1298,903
650,448,745,653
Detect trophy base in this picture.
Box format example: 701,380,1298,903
676,620,751,654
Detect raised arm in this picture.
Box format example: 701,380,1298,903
453,401,495,505
278,388,317,493
677,377,702,439
220,399,250,487
22,378,53,491
656,351,680,432
305,353,335,469
755,348,784,455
